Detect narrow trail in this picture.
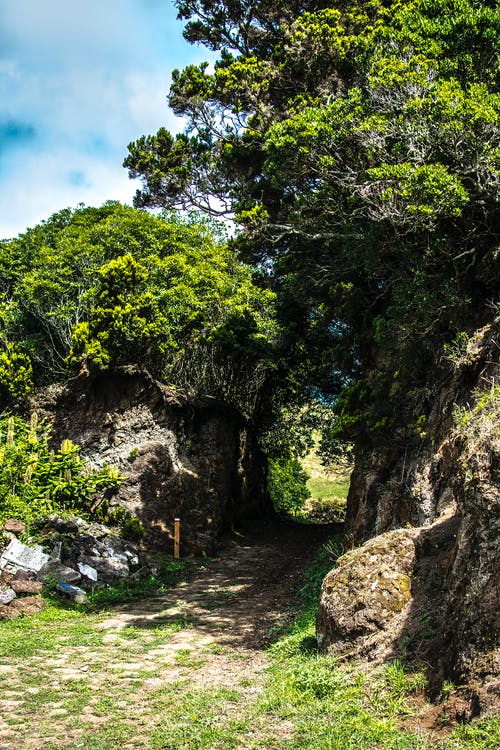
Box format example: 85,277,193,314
0,520,338,750
97,520,337,691
102,520,336,643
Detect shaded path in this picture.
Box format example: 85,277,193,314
0,520,339,749
101,520,338,647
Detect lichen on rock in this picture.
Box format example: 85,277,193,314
316,528,417,658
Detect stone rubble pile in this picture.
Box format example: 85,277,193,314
0,515,149,620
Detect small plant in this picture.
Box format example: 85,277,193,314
440,680,457,700
383,660,426,698
443,331,470,365
121,515,145,541
0,413,124,528
93,498,130,527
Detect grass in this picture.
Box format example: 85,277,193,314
258,537,500,750
1,541,498,749
300,444,351,522
86,556,199,608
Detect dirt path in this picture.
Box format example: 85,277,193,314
0,520,337,749
104,521,334,639
97,520,337,692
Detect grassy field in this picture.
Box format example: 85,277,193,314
300,445,352,522
1,539,498,749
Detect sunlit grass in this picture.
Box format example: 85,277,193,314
1,539,498,749
300,439,351,522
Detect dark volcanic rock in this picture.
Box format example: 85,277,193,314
78,555,129,580
37,561,81,584
30,369,271,554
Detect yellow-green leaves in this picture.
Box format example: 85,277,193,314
0,414,123,527
1,203,276,416
0,347,33,402
366,163,469,224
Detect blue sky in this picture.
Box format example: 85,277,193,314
0,0,208,239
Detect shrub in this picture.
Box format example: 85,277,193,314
0,413,123,528
267,455,310,516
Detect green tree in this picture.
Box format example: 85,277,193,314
267,454,311,516
125,0,499,453
0,204,276,417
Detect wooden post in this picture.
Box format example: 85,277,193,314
174,518,180,559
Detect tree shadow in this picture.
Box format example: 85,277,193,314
101,519,339,651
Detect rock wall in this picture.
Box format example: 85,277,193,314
29,368,271,554
318,317,499,708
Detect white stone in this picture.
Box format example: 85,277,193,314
0,539,50,572
0,587,16,605
77,563,98,581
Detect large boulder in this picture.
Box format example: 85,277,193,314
316,529,417,658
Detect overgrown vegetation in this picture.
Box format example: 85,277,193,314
126,0,499,458
267,454,311,516
0,204,276,417
0,1,498,740
265,535,500,750
0,413,122,529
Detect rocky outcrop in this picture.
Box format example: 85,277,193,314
318,317,499,708
0,514,153,614
317,528,417,657
29,369,270,554
317,515,463,664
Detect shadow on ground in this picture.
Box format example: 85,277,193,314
100,520,341,650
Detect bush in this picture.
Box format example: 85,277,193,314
267,455,310,516
0,413,123,528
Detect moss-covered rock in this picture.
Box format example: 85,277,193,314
316,528,417,656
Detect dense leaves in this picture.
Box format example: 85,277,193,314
267,454,311,515
0,414,122,527
0,203,276,416
126,0,500,453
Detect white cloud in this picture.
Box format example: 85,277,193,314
126,71,183,134
0,0,205,238
0,146,144,239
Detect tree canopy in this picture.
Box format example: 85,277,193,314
125,0,500,453
0,203,276,417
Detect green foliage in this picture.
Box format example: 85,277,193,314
120,515,145,542
0,203,276,416
125,0,499,452
0,345,33,402
0,413,123,527
267,454,310,516
67,252,169,372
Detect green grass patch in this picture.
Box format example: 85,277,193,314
306,475,350,502
87,557,199,609
300,444,351,522
1,533,498,750
0,603,104,658
260,533,500,750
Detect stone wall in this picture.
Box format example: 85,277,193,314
29,368,271,554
